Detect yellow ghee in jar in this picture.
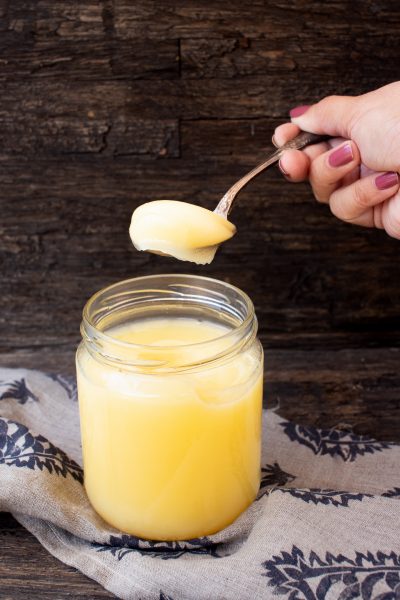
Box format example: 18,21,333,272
77,316,263,541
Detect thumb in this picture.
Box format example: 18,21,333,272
290,95,359,139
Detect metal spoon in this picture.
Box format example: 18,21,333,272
214,131,328,218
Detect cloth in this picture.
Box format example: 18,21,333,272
0,367,399,600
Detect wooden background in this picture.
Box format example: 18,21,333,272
1,1,400,596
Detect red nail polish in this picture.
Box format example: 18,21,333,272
278,160,290,177
375,171,399,190
328,143,354,168
289,105,310,118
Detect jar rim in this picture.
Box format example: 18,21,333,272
81,274,257,371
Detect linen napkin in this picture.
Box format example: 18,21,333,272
0,367,399,600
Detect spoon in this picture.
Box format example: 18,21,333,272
214,131,328,218
130,131,328,264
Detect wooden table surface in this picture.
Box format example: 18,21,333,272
1,0,400,597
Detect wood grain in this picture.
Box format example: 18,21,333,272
0,37,179,80
1,0,400,596
181,33,400,79
0,116,180,157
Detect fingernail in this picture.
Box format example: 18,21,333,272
328,143,354,168
289,105,310,118
375,171,399,190
278,160,290,177
272,134,279,148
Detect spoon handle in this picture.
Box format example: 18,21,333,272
214,131,329,217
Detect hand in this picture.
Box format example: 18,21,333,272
274,82,400,238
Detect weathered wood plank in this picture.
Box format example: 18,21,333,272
0,116,179,157
113,0,400,39
181,33,400,78
0,75,392,130
3,0,400,43
0,36,179,80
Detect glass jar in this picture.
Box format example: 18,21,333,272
76,274,263,541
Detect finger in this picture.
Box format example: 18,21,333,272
278,136,339,181
309,140,361,203
301,137,342,161
273,123,300,146
273,124,339,155
278,140,337,182
330,171,400,225
278,149,310,182
289,95,359,139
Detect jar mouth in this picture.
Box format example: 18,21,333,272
81,274,256,371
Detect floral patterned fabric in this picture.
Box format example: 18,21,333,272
0,367,399,600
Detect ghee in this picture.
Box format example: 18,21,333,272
129,200,236,264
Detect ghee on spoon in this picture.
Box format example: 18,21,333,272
130,200,235,264
130,132,326,264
